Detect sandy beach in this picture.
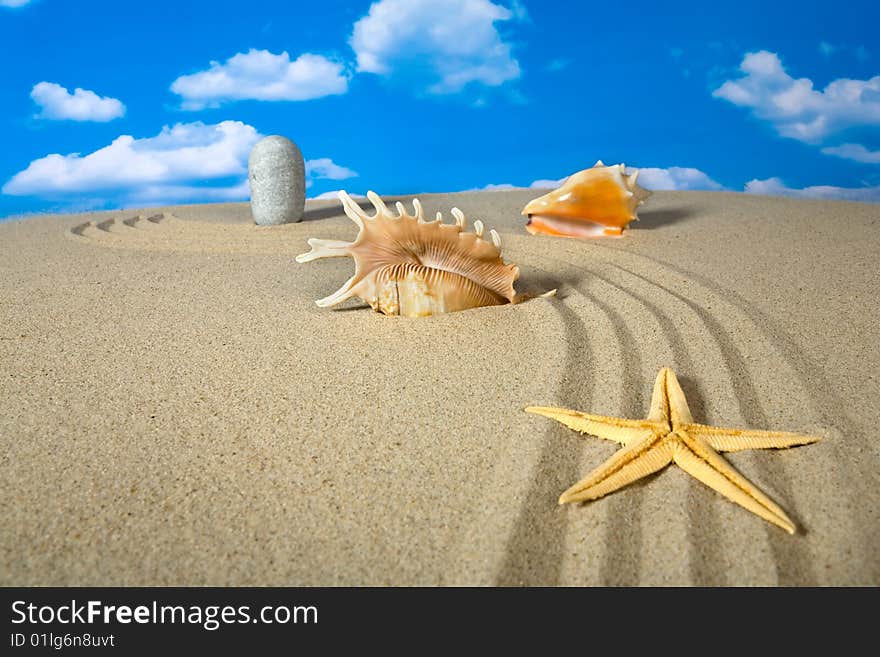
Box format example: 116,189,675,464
1,189,877,586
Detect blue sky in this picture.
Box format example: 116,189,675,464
1,0,879,217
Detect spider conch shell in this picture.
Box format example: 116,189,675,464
522,161,651,238
296,191,521,317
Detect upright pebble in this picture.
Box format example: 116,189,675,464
248,135,305,225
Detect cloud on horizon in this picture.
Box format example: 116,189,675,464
31,82,126,122
310,190,366,200
2,121,358,208
532,166,724,192
170,49,349,110
821,143,880,163
477,165,880,202
634,167,725,191
305,158,358,184
745,177,880,202
473,165,725,192
480,183,520,190
713,51,880,152
349,0,522,94
3,121,260,206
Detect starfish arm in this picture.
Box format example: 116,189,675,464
681,423,822,453
559,436,674,504
525,406,660,446
648,367,694,425
673,432,797,534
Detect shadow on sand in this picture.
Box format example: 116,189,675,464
301,198,375,223
636,206,698,230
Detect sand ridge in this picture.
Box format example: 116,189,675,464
69,213,312,255
1,190,878,585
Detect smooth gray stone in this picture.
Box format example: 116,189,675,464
248,135,305,225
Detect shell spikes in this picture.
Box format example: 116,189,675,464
296,191,522,317
522,161,652,238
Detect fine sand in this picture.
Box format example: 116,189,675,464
1,189,878,586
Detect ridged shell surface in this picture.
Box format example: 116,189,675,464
296,191,520,317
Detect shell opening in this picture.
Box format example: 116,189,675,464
526,214,624,238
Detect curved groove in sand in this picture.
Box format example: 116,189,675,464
121,215,164,229
488,236,828,585
601,245,875,584
67,213,313,255
494,266,603,586
587,259,781,582
569,263,718,585
608,263,818,584
521,260,668,585
499,252,715,585
549,242,824,584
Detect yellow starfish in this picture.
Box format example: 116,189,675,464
525,367,821,533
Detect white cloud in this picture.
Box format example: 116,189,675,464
507,0,528,21
2,122,258,208
171,49,349,110
349,0,522,94
474,165,724,192
126,180,253,206
31,82,125,122
821,143,880,163
309,190,366,200
458,182,519,191
529,178,563,189
745,177,880,202
468,167,880,204
0,1,34,7
819,42,836,58
305,158,358,181
528,166,724,192
713,50,880,143
3,121,259,200
2,121,358,209
635,167,724,191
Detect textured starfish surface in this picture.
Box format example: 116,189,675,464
525,367,821,533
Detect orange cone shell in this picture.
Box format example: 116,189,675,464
522,161,651,238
